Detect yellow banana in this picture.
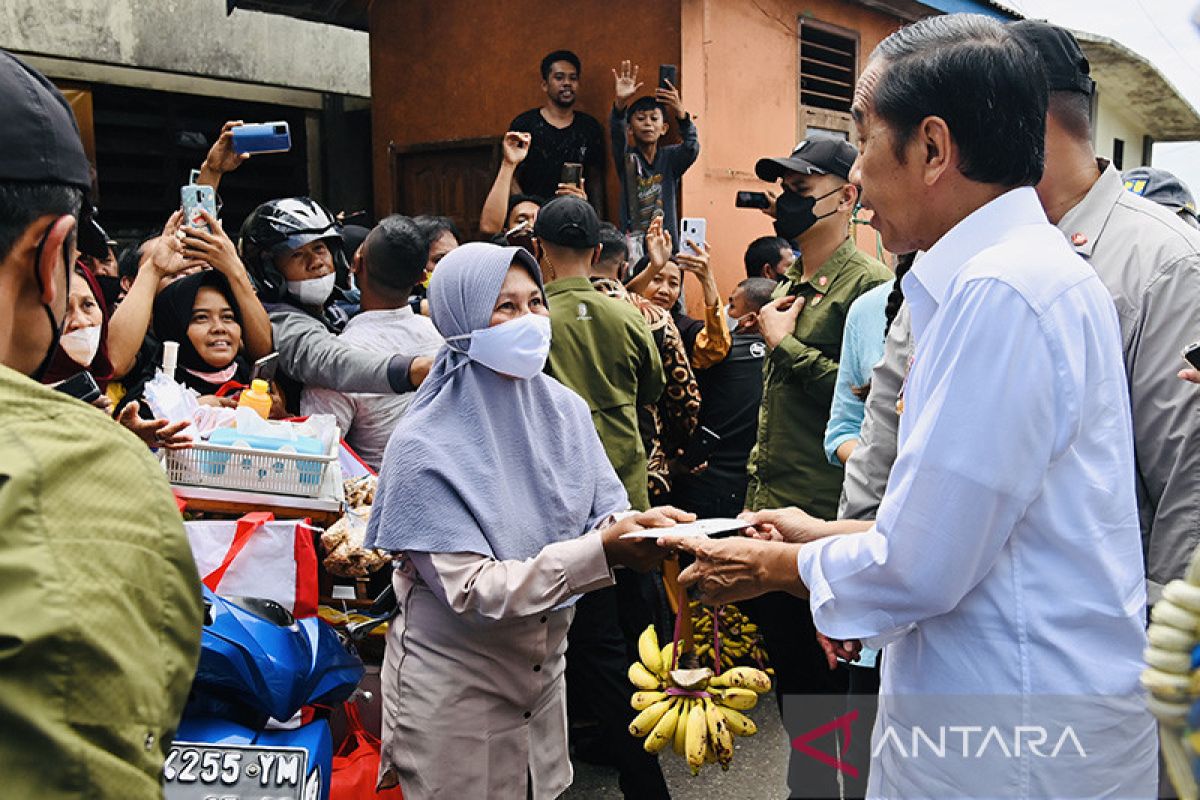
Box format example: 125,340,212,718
685,699,709,773
673,698,692,757
1143,647,1192,674
629,698,675,737
660,641,679,673
1148,622,1195,652
712,687,758,711
638,625,664,676
705,697,735,768
631,690,668,711
628,662,662,691
1150,599,1199,633
1164,580,1200,613
644,698,682,754
709,666,772,693
718,705,758,736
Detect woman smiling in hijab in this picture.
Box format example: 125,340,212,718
365,242,691,800
151,271,250,402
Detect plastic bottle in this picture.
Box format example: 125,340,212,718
237,379,273,419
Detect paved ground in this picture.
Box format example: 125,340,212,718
562,691,792,799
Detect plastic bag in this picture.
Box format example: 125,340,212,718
331,701,404,799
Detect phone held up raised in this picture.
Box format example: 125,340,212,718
231,122,292,155
1183,340,1200,370
181,183,217,231
55,371,101,404
679,217,707,257
735,191,770,209
560,162,583,188
659,64,678,90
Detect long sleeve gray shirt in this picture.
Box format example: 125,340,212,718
270,307,414,395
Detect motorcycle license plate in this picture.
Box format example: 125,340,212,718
163,742,308,800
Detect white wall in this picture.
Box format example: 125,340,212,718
0,0,369,98
1094,90,1150,169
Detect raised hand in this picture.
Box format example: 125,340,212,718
645,215,673,270
117,402,194,451
203,120,250,176
612,60,644,110
181,209,245,278
502,131,532,166
145,211,189,280
654,80,686,120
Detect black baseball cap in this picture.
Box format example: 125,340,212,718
1009,20,1094,96
0,49,91,191
756,137,859,183
533,195,600,249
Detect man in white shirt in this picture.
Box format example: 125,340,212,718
303,216,444,470
664,14,1156,798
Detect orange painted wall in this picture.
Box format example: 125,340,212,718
679,0,908,306
369,0,682,222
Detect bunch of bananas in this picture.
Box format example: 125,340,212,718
628,624,771,773
1141,570,1200,800
690,601,773,675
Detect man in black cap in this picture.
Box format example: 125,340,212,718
532,195,669,799
0,48,201,798
739,136,889,753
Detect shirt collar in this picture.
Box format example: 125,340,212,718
783,237,858,289
1055,159,1121,259
545,276,595,295
904,187,1046,342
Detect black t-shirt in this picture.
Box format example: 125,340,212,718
508,108,606,201
674,333,768,513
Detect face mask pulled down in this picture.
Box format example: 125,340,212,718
449,313,552,380
773,186,842,243
286,272,336,307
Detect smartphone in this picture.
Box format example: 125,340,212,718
251,352,279,383
680,217,707,256
181,183,217,230
736,191,771,209
560,162,583,188
659,64,678,90
1184,340,1200,370
679,425,722,469
55,371,101,404
505,222,536,257
231,122,292,155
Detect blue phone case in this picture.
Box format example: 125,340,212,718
231,122,292,154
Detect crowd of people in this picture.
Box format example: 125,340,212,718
2,13,1200,800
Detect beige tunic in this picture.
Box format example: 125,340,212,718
379,531,616,800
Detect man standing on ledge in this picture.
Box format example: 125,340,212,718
664,15,1156,797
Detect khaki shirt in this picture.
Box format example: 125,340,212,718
839,165,1200,603
1060,163,1200,600
745,238,892,517
0,365,202,798
545,277,665,510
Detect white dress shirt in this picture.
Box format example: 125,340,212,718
301,306,443,470
797,188,1156,798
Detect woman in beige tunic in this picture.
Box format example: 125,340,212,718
365,242,689,799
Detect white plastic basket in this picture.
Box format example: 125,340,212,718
164,438,337,498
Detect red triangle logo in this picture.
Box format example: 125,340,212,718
791,709,859,778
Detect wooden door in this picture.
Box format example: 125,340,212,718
388,137,500,242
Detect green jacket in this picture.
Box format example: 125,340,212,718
0,365,202,798
544,277,665,510
745,238,892,518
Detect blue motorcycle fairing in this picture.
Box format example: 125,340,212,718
193,587,363,722
174,716,332,800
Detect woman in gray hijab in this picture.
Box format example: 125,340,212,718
366,242,691,799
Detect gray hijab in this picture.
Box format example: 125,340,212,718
365,242,629,560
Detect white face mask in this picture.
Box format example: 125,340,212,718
450,313,552,380
725,304,742,334
286,272,336,307
59,325,101,366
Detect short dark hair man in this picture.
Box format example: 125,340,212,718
0,48,202,797
668,15,1156,797
507,50,606,215
743,234,793,280
302,215,444,470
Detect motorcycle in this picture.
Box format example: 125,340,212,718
163,586,391,800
